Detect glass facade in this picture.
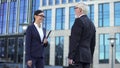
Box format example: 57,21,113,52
99,34,109,63
43,9,52,31
49,0,53,5
88,5,94,22
19,0,28,33
0,1,7,34
0,38,6,58
69,6,75,29
55,0,60,5
98,3,110,27
55,8,65,30
76,0,80,2
43,0,47,6
68,0,73,3
114,2,120,26
62,0,66,4
115,33,120,63
55,36,64,65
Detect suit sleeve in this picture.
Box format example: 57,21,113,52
25,26,32,61
90,32,96,60
68,18,83,59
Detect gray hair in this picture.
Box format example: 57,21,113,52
75,2,89,15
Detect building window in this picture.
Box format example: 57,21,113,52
9,1,17,34
75,0,80,2
114,2,120,26
44,38,50,65
43,0,47,6
49,0,53,5
55,36,64,66
88,5,94,22
0,38,6,58
55,8,65,30
62,0,66,4
69,6,75,29
68,0,73,3
99,34,109,63
19,0,28,33
32,0,40,22
18,37,24,63
43,9,52,31
98,3,110,27
115,33,120,63
0,2,7,34
55,0,60,5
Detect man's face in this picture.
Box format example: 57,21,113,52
74,6,82,17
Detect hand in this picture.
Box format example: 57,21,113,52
43,38,48,44
27,60,32,67
68,59,74,65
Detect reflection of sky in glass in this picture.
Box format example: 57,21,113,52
56,8,65,30
98,3,109,27
88,5,94,23
55,0,60,5
19,0,28,33
76,0,80,2
114,2,120,26
115,33,120,63
9,2,16,34
43,0,47,6
0,3,7,34
69,0,73,3
69,6,75,29
99,34,109,61
43,10,52,31
62,0,66,4
49,0,53,5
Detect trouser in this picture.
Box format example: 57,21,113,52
27,57,44,68
69,62,90,68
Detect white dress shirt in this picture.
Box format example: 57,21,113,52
34,23,44,41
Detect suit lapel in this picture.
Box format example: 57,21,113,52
32,24,42,42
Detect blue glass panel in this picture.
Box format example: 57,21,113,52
43,0,47,6
55,0,60,5
62,0,66,4
88,5,94,22
43,9,52,31
69,0,73,3
99,34,109,63
115,33,120,63
69,6,75,29
114,2,120,26
98,3,109,27
55,36,64,65
75,0,80,2
56,8,65,30
49,0,53,5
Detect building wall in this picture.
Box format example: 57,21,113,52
40,0,120,68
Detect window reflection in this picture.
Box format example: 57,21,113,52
68,0,73,3
49,0,53,5
43,9,52,31
43,0,47,6
0,38,6,58
98,3,109,27
69,6,75,29
55,36,64,65
56,8,65,30
88,5,94,22
8,38,16,62
114,2,120,26
115,33,120,63
62,0,66,4
99,34,109,63
55,0,60,5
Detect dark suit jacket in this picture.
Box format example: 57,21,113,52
68,15,96,63
25,23,47,61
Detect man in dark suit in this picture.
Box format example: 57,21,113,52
25,10,48,68
68,2,96,68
